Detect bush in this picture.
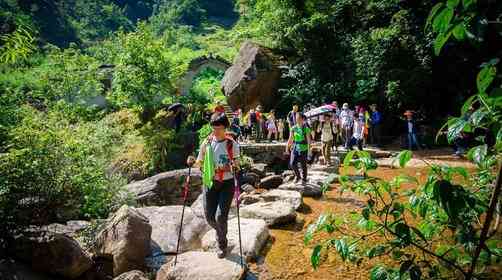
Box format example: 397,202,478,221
0,106,131,242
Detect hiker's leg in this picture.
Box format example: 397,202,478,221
299,151,308,181
358,139,363,151
290,150,301,179
407,133,413,150
326,140,332,164
412,133,421,150
203,182,219,230
215,179,234,249
321,141,327,164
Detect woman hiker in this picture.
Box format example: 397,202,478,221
286,113,312,184
186,112,240,258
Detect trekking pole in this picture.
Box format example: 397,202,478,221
231,164,245,269
174,165,192,267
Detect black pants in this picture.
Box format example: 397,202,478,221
289,149,308,181
349,137,364,150
203,179,234,249
370,124,382,146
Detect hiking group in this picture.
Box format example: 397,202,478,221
180,101,434,264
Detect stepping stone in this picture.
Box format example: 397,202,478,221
278,182,323,197
310,164,339,174
259,175,283,189
137,206,207,254
260,189,302,210
156,251,245,280
201,218,269,261
239,201,296,226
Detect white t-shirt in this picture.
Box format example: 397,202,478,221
197,137,240,181
340,109,354,128
408,121,413,133
353,120,365,140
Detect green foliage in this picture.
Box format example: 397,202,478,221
107,24,174,121
0,21,37,65
0,106,131,240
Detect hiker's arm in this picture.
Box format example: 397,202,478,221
286,132,293,153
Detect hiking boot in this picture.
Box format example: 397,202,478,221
216,246,227,258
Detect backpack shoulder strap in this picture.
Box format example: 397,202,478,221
225,136,234,161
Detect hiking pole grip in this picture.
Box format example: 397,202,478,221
174,166,191,267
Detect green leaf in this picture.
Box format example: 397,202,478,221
447,117,468,143
461,95,478,114
434,29,453,56
426,3,444,31
463,0,476,9
395,150,412,168
362,207,370,220
433,7,454,33
343,150,356,167
467,144,487,165
367,245,387,259
477,65,497,93
411,226,428,242
311,244,322,269
370,265,388,280
447,0,460,8
452,22,467,40
469,109,487,126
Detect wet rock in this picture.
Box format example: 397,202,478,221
240,201,296,226
259,175,283,189
260,189,302,210
278,182,322,197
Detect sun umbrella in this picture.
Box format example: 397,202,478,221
304,105,335,118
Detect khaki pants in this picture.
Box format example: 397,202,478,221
322,140,333,164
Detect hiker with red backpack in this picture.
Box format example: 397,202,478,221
186,112,240,259
286,112,312,184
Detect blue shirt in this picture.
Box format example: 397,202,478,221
371,111,382,125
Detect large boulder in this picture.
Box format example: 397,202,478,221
239,201,296,226
259,175,283,189
0,259,58,280
124,168,202,206
222,41,282,112
260,189,303,210
156,251,245,280
10,229,92,279
137,206,208,254
201,218,269,261
93,206,151,276
114,270,149,280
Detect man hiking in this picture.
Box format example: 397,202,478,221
286,113,312,184
317,113,337,165
186,112,240,258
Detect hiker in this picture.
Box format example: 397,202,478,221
256,105,264,141
361,106,370,147
266,110,278,142
248,108,260,142
318,113,337,165
349,113,365,150
286,113,312,184
186,112,240,258
277,118,285,141
404,110,421,150
339,103,354,149
230,117,241,140
287,104,299,128
369,104,382,147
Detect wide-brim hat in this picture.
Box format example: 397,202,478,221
342,103,349,109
